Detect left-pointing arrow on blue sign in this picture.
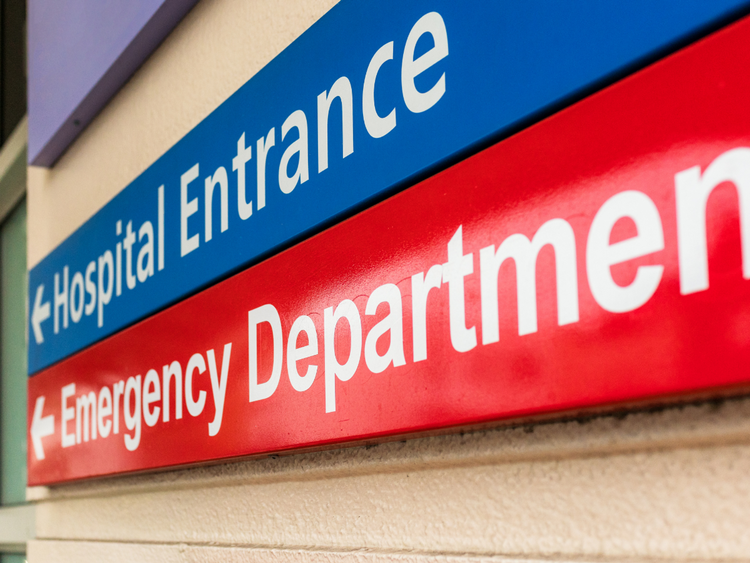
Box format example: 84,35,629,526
32,284,51,345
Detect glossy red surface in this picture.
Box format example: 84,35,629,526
28,15,750,484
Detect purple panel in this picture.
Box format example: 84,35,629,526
28,0,199,166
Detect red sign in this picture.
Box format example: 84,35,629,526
28,16,750,484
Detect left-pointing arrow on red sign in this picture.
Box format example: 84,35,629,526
31,396,54,461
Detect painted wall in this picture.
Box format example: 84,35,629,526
26,0,750,561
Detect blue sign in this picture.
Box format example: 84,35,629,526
28,0,750,374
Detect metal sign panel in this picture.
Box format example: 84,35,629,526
27,0,750,375
27,16,750,484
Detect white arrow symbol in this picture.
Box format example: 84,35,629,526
31,284,51,344
31,396,54,461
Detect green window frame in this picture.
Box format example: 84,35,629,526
0,119,31,560
1,197,26,506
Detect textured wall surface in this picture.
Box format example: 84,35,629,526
25,0,750,561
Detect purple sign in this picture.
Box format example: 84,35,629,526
28,0,199,166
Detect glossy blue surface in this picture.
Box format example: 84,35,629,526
28,0,750,374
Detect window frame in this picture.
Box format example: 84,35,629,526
0,117,34,555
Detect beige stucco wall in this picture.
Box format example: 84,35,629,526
25,0,750,561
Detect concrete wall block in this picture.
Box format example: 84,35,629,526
33,399,750,560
